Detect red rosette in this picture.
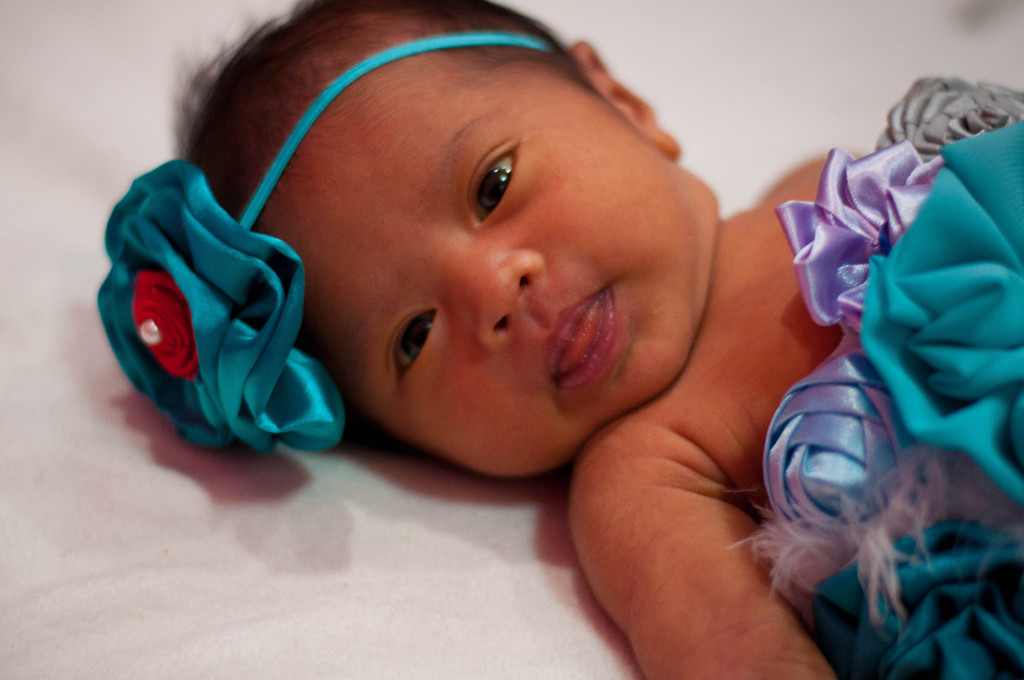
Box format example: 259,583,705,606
131,270,199,380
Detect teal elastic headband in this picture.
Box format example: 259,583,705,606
239,31,552,230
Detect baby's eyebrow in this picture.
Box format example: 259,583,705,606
440,117,482,181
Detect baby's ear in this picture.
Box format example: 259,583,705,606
568,41,681,161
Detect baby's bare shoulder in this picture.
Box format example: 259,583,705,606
758,156,828,207
574,411,733,502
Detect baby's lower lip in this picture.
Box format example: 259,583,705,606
548,289,622,389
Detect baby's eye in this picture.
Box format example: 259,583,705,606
476,154,514,215
396,311,435,367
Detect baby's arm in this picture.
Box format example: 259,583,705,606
570,421,836,680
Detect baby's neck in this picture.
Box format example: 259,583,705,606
642,202,842,499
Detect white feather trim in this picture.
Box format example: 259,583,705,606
749,446,1024,628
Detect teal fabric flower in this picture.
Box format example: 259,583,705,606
814,521,1024,680
861,121,1024,506
98,160,344,451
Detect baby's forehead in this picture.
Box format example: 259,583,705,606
305,53,561,164
319,32,586,116
340,45,564,102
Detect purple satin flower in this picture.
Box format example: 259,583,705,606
765,340,902,523
775,143,943,332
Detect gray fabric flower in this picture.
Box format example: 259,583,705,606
877,77,1024,159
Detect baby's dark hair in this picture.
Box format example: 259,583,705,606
177,0,584,221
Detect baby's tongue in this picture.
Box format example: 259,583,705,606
559,301,602,375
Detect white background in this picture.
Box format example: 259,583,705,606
2,1,1022,678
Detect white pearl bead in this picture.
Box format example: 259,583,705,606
138,318,163,346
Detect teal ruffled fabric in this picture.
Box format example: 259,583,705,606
861,121,1024,506
814,521,1024,680
98,160,344,451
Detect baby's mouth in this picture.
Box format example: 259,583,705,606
547,288,621,389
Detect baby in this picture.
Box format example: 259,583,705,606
98,0,1024,678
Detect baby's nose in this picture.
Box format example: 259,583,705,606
455,247,545,348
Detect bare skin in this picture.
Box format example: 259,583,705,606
571,184,842,680
265,33,841,679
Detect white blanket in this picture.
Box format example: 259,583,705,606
2,0,1022,677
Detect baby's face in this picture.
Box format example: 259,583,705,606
266,52,719,475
